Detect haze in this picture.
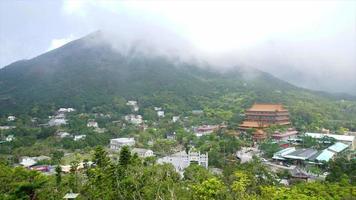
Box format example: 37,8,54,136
0,0,355,94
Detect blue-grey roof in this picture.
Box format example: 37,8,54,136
327,142,349,153
316,149,335,162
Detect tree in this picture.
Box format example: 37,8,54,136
119,146,131,167
55,165,62,188
192,177,229,200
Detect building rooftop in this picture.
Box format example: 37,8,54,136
63,193,79,199
315,149,335,162
111,137,135,143
247,103,287,112
327,142,349,153
283,148,318,160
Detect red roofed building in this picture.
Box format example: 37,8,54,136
240,103,290,130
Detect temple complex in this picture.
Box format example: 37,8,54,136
240,103,290,130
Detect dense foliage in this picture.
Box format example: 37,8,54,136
0,147,355,200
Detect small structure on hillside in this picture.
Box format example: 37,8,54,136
194,125,219,137
157,110,165,118
124,114,143,125
172,116,180,123
63,193,79,199
110,138,135,150
7,116,16,121
87,120,98,128
127,101,139,112
73,135,86,141
132,148,154,158
56,132,71,138
5,135,14,142
58,108,75,113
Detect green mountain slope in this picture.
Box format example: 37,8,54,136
0,31,355,130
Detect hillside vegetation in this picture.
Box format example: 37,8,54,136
0,31,355,131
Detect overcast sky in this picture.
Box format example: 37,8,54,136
0,0,355,94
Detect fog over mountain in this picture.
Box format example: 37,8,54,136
1,1,355,95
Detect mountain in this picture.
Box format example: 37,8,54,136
0,31,355,130
0,31,290,112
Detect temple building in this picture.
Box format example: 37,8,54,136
240,103,290,130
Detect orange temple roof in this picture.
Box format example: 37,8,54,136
247,103,287,112
239,121,268,128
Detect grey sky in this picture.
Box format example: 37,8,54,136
0,0,355,94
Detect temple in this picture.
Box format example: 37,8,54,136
239,103,290,130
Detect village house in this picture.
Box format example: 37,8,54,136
124,114,143,125
132,148,154,158
110,137,135,150
194,125,219,137
87,120,99,128
58,108,75,113
48,118,67,126
172,116,180,123
157,150,208,173
157,110,165,118
240,103,290,130
6,135,14,142
7,116,16,121
127,101,139,112
73,135,86,141
56,131,71,138
19,156,51,167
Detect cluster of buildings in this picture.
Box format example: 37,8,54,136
157,150,208,174
273,141,350,165
124,114,143,125
48,108,75,127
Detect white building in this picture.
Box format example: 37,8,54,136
58,108,75,113
157,111,165,118
87,121,98,128
305,132,356,150
110,138,135,150
154,107,162,111
127,101,139,112
157,150,208,172
172,116,180,123
56,132,71,138
6,135,14,142
124,114,143,125
7,116,16,121
48,118,67,126
20,157,37,167
73,135,86,141
0,126,16,130
132,148,154,158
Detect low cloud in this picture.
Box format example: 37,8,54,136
48,34,76,51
